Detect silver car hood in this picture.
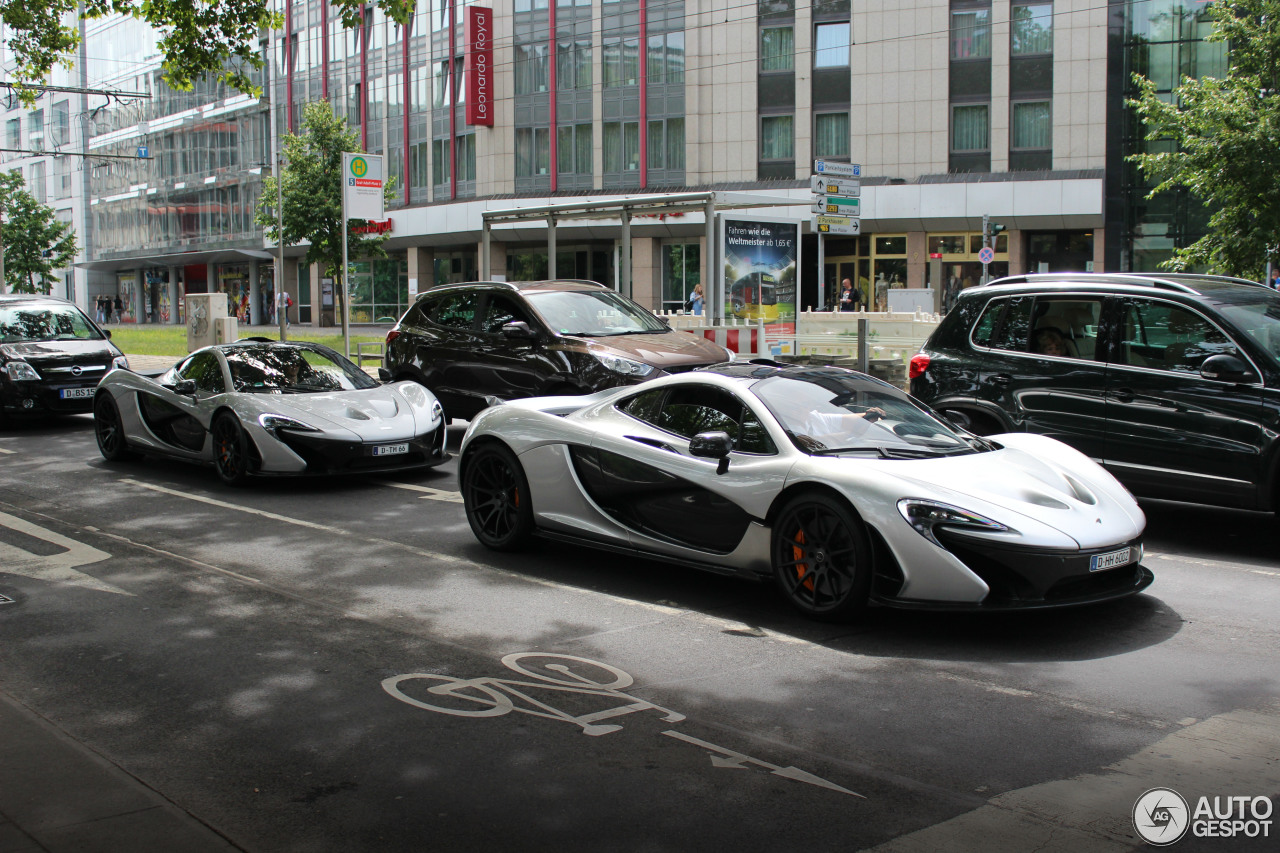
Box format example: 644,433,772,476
251,382,434,435
842,434,1144,550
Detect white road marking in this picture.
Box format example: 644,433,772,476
662,729,864,798
0,446,14,454
0,510,129,595
379,482,464,502
118,479,354,535
858,705,1280,852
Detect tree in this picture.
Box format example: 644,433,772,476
1,0,411,106
1128,0,1280,276
0,172,77,294
255,100,396,315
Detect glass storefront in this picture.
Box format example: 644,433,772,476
661,242,701,312
822,234,914,311
348,258,409,323
926,232,1009,312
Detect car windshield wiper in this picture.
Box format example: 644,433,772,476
809,446,892,458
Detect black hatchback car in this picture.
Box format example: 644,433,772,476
0,294,128,427
384,279,731,421
910,272,1280,513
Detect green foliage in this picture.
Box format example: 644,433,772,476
0,172,77,294
1127,0,1280,277
1,0,412,106
255,101,397,301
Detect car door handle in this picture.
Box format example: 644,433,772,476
626,435,678,453
1112,389,1135,403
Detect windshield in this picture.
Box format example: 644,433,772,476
753,373,975,456
225,345,377,393
525,289,668,336
0,305,103,344
1215,291,1280,363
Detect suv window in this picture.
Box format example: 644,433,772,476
1031,297,1103,359
991,297,1034,352
1118,300,1239,373
622,386,775,454
480,293,535,334
422,291,479,329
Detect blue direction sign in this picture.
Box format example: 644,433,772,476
813,160,861,178
137,145,149,158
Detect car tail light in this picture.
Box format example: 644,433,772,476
386,329,400,345
909,353,931,379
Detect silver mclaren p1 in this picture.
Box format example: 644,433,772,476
94,339,449,483
458,361,1153,621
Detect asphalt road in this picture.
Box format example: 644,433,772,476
1,415,1278,852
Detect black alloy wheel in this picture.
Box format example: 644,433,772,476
93,393,134,461
212,412,252,485
771,493,872,621
462,443,534,551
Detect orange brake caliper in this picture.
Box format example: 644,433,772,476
793,529,814,591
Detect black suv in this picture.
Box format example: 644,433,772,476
1,294,128,427
910,273,1280,513
384,280,730,421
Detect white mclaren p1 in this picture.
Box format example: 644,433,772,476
94,339,448,483
458,361,1152,621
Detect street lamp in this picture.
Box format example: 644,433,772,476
276,153,286,341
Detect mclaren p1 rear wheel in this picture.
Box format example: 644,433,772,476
212,412,252,486
93,393,134,461
772,493,871,621
462,443,534,551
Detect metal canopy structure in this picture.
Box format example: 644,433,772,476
481,191,804,322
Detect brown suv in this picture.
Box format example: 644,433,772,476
383,280,732,420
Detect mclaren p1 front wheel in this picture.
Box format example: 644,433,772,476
772,493,872,622
462,443,534,551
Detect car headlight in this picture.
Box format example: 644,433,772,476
897,499,1011,546
112,355,129,370
594,352,655,377
4,361,41,382
431,399,444,422
258,413,321,434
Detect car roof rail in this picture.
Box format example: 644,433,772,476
514,279,610,289
982,272,1229,295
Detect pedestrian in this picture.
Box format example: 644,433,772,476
687,283,705,316
103,296,113,324
94,296,104,324
113,295,123,322
276,289,292,327
1269,268,1279,290
838,278,856,312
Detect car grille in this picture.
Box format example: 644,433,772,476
278,426,446,474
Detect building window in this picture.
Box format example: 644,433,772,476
662,243,701,312
410,141,430,188
558,39,594,89
603,36,641,87
951,8,991,59
29,161,46,202
456,133,476,182
432,138,450,186
6,118,19,149
814,22,850,68
760,115,794,160
515,127,550,176
604,122,640,172
814,112,849,157
434,60,451,108
53,100,69,146
952,104,989,151
666,117,685,170
1012,100,1051,149
760,26,794,72
515,43,550,94
648,121,665,169
648,32,685,84
1011,3,1053,56
558,123,593,175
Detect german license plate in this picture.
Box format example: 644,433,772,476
59,387,94,399
1090,547,1132,572
372,443,409,457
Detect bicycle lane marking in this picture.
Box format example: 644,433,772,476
383,652,864,798
0,509,129,596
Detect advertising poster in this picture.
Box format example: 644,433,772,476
116,273,137,323
720,217,799,334
219,265,252,324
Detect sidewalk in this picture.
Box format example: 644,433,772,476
0,693,241,853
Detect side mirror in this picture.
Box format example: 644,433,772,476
502,320,538,341
690,430,734,474
168,379,197,396
377,367,393,383
1200,354,1258,384
103,329,112,339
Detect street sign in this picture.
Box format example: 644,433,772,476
978,246,995,264
137,145,148,158
813,215,861,236
814,160,861,178
811,196,861,215
343,152,385,220
810,175,861,196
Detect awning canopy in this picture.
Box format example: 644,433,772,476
481,191,805,320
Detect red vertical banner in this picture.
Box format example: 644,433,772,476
465,7,493,126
